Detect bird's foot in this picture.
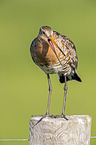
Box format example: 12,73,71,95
49,114,68,120
60,113,68,120
31,113,68,128
31,113,50,128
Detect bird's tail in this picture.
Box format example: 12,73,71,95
58,71,82,83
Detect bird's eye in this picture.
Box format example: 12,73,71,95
48,38,51,42
42,31,45,35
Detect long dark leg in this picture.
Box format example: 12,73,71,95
32,75,68,127
32,74,52,128
46,74,52,115
62,75,68,120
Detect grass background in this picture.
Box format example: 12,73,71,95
0,0,96,144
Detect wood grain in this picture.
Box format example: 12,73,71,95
29,115,91,145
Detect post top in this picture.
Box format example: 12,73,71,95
30,115,91,123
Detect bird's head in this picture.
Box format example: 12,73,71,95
38,26,65,65
39,26,53,39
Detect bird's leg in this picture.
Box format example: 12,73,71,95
32,74,52,128
32,75,68,128
46,74,52,115
62,75,68,120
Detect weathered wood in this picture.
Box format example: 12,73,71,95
29,115,91,145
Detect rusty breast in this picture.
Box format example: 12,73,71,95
32,37,58,67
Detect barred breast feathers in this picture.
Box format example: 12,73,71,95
53,31,78,69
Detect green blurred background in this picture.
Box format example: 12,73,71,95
0,0,96,144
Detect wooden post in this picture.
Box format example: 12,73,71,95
29,115,91,145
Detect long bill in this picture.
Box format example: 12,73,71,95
50,37,65,56
47,38,62,65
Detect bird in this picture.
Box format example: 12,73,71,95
30,26,81,121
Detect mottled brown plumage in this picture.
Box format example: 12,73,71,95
30,26,81,123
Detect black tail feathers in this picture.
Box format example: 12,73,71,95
72,71,82,82
59,71,82,83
